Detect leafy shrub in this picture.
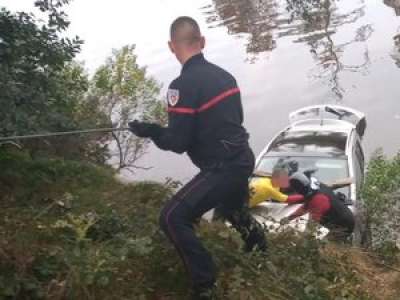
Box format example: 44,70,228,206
362,150,400,262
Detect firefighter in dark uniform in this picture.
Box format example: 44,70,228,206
286,172,355,241
128,16,266,299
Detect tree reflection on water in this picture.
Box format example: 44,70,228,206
383,0,400,67
202,0,280,61
281,0,373,101
203,0,374,101
391,31,400,68
384,0,400,16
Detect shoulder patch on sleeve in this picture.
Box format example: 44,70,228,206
167,89,180,106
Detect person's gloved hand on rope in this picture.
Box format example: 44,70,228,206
128,120,162,138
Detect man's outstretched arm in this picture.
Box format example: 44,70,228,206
129,78,197,154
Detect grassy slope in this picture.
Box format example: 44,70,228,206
0,149,399,300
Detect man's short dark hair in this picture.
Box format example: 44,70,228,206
170,16,202,45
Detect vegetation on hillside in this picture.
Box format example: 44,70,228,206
0,149,399,300
1,1,399,299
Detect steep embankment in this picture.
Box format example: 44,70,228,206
0,149,399,300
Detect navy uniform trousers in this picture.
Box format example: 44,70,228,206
159,149,266,288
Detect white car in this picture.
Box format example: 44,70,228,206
250,105,367,243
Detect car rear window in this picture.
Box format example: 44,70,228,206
268,131,348,155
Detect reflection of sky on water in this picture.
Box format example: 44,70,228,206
2,0,400,182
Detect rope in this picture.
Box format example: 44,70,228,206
0,127,130,142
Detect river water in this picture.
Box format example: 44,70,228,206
131,0,400,182
4,0,400,182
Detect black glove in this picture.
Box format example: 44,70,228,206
128,120,161,138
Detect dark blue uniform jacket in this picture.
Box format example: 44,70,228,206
153,53,250,170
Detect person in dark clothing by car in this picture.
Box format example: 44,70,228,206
285,172,355,242
128,16,266,300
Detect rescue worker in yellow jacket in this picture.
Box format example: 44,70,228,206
249,161,304,207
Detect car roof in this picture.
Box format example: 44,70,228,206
288,105,366,137
256,106,363,162
290,119,355,135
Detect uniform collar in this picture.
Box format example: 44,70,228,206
182,53,205,72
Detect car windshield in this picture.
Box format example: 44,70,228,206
268,131,348,156
256,156,350,199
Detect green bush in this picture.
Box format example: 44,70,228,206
362,150,400,262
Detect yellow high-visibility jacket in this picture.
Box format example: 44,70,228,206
248,177,288,208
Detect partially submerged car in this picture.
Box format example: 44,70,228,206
250,105,367,243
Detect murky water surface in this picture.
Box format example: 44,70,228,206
4,0,400,181
134,0,400,181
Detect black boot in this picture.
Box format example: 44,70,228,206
192,284,217,300
227,208,268,253
243,226,268,252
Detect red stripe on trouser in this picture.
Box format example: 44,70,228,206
164,174,209,281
